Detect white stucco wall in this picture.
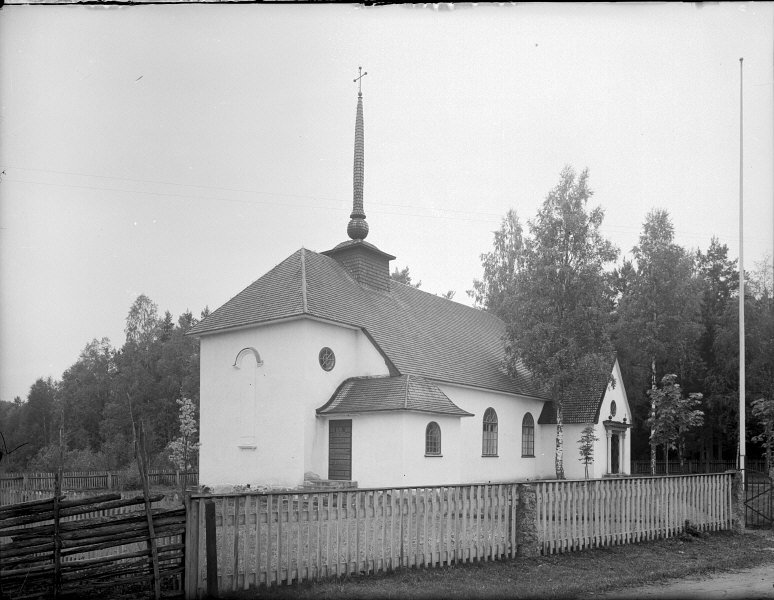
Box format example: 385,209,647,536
198,317,390,487
437,383,551,483
325,412,462,488
199,319,634,488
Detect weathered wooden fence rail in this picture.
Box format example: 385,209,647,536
183,473,739,598
1,470,199,498
535,473,734,555
0,492,185,599
631,459,765,475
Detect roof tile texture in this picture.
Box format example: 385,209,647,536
317,375,473,416
189,247,549,399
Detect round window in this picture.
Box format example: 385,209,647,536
318,347,335,371
610,400,617,417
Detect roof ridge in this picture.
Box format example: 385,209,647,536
300,247,308,313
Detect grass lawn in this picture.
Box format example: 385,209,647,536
222,529,774,599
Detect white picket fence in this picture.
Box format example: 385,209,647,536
184,473,736,596
186,484,519,596
535,473,733,554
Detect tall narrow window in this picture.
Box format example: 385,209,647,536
234,347,262,448
482,408,498,456
425,422,441,456
522,413,535,457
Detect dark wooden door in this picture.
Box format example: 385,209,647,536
328,419,352,480
611,433,620,474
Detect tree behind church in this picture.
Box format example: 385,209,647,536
468,208,524,320
612,210,704,474
500,166,618,479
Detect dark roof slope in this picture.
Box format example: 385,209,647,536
317,375,473,416
189,247,549,399
188,250,306,333
537,357,618,424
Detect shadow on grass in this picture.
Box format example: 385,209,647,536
220,530,774,599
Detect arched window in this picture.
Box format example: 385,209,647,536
425,422,441,456
482,408,498,456
233,347,262,368
522,413,535,457
233,347,262,448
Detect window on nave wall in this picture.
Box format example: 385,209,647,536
482,408,498,456
522,413,535,457
425,421,441,456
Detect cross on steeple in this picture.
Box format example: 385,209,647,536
353,66,367,95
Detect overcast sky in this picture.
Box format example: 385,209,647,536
1,3,772,403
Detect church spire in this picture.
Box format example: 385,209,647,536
347,67,368,241
323,67,395,293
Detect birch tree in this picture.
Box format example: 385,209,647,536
167,397,200,498
646,374,704,473
501,166,618,479
468,209,524,319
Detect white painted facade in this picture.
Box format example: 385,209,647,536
438,383,551,482
199,316,632,489
557,359,633,480
199,317,390,488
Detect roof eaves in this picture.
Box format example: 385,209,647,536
187,312,308,338
427,377,551,401
316,378,353,415
317,407,474,417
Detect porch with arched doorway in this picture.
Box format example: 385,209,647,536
603,419,632,475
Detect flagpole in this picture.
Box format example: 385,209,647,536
738,57,745,484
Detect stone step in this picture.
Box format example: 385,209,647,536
301,479,358,490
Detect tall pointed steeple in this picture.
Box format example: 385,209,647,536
348,67,368,240
323,67,395,292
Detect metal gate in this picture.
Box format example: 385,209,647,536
745,472,773,528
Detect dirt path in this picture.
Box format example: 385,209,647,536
600,530,774,599
600,562,774,598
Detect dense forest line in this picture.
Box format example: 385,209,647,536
468,170,773,469
0,297,205,473
2,169,773,475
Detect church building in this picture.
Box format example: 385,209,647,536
189,74,632,489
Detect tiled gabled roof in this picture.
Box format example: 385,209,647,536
316,375,473,416
188,247,549,399
537,356,618,425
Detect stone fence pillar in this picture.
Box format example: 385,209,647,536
516,483,540,557
729,470,745,533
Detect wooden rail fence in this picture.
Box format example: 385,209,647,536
0,492,185,600
184,473,738,597
1,470,199,498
